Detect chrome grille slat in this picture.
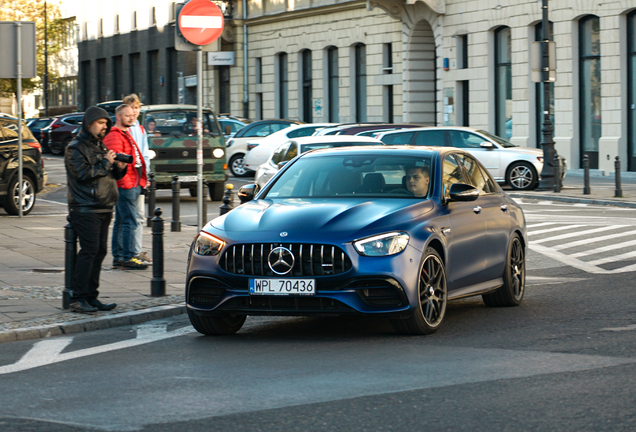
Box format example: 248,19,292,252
220,243,352,277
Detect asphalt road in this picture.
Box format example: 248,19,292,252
1,158,635,431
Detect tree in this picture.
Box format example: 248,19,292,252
0,0,65,98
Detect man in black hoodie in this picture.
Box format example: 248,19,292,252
65,106,128,313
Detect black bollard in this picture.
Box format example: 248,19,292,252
147,172,156,227
219,183,234,215
583,155,591,195
151,207,166,297
615,156,623,197
63,215,77,309
171,175,181,232
553,152,561,193
202,181,208,224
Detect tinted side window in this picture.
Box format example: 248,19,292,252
456,154,492,194
442,154,465,199
271,142,291,165
448,131,485,149
284,142,298,161
287,126,317,138
415,130,446,147
381,131,415,145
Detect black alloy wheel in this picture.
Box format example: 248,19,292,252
391,247,447,335
483,234,525,307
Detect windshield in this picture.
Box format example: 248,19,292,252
476,130,518,148
142,110,222,137
264,154,433,199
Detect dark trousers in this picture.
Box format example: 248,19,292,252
69,211,112,301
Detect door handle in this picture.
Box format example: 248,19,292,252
501,205,508,212
473,206,482,214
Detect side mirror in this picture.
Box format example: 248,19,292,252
237,183,260,203
480,141,495,149
449,183,479,202
224,124,232,135
277,160,290,169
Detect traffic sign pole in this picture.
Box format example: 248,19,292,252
197,46,204,232
17,22,23,218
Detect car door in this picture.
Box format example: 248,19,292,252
456,153,510,282
440,153,489,291
448,130,502,178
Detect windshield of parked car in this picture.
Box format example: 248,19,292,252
476,130,518,148
263,154,433,199
141,110,221,137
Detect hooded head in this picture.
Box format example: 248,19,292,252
81,106,112,140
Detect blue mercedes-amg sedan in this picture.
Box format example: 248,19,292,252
186,146,527,335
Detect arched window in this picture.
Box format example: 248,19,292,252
495,26,512,140
535,21,554,147
327,47,339,122
301,50,312,123
579,15,601,169
354,43,367,122
276,52,288,119
628,11,636,171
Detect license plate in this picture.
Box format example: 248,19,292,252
249,278,315,296
179,176,198,182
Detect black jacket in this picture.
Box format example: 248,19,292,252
65,107,127,213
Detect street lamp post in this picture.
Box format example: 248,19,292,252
538,0,556,190
44,0,49,117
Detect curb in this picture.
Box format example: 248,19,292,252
0,304,187,344
508,193,636,209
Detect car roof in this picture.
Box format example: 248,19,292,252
140,104,214,112
300,145,444,158
376,126,487,137
290,136,382,144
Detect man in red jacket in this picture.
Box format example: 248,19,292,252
104,104,149,270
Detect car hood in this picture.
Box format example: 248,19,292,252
500,146,543,157
207,198,434,242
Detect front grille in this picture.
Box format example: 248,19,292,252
352,279,406,307
188,277,226,306
220,243,352,277
156,164,199,173
219,296,353,313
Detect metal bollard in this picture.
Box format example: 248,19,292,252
63,215,77,309
147,172,156,227
583,155,591,195
171,175,181,232
151,208,166,297
219,183,234,215
553,152,561,193
202,181,208,224
615,156,623,197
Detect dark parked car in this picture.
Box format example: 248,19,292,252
46,113,84,155
0,116,46,215
186,146,527,335
27,117,55,153
96,100,123,114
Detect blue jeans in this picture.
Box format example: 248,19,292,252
112,186,141,261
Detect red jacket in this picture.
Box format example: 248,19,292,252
103,127,148,190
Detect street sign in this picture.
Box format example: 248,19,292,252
0,22,36,79
178,0,224,46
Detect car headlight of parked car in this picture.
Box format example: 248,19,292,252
213,148,224,158
194,232,225,256
353,232,409,256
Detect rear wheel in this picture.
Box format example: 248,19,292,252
391,248,447,335
3,175,36,215
506,162,537,190
482,234,525,307
187,309,246,335
50,141,62,155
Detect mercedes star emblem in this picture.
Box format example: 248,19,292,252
280,232,288,237
268,246,295,275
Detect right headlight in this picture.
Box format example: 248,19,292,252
193,232,225,256
353,232,409,257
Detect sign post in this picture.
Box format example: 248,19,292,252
0,22,36,218
176,0,224,231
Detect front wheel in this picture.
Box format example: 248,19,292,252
229,154,248,177
3,175,36,215
506,162,537,190
391,248,447,335
482,234,525,307
187,309,246,335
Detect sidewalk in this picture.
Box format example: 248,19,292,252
1,172,635,344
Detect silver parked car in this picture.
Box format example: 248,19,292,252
375,127,566,190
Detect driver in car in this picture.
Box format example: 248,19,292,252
405,165,430,197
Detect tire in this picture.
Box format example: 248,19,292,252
50,141,62,155
482,234,525,307
209,182,224,201
229,153,248,177
189,188,197,198
391,248,447,335
506,162,537,190
187,309,246,335
3,174,36,216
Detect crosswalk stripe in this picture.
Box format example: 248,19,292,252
531,225,627,244
570,238,636,257
526,222,558,229
587,250,636,266
528,225,586,236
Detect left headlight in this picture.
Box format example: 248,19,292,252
353,232,409,257
148,149,156,160
194,232,225,256
213,148,224,158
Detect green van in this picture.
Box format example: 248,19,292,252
139,105,227,201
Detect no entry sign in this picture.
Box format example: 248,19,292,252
178,0,225,46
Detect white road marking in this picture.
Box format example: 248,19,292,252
601,324,636,332
531,226,626,244
528,225,587,236
0,323,196,375
570,239,636,258
526,222,558,229
529,243,636,274
587,250,636,266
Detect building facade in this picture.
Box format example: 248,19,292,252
77,0,636,173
